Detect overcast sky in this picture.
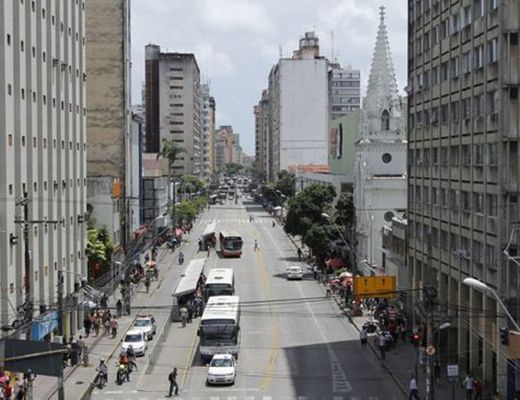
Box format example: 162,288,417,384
131,0,408,155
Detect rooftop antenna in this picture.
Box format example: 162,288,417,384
330,30,334,62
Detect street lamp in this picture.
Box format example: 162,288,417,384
463,277,520,331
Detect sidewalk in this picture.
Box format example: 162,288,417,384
33,242,182,400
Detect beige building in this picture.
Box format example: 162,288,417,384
85,0,133,247
0,0,87,338
408,0,518,394
208,96,216,175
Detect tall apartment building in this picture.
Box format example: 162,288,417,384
145,45,201,176
200,83,212,180
86,0,133,248
407,0,519,394
208,96,216,175
0,0,87,338
254,89,270,182
267,32,329,178
215,125,236,172
329,63,361,120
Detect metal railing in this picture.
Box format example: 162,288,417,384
145,308,173,374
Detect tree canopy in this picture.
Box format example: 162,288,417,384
180,175,207,195
225,162,244,176
157,138,185,170
274,170,296,198
334,192,355,229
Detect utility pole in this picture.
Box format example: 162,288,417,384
425,285,437,400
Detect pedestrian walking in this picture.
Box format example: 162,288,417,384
463,375,474,400
434,358,441,386
145,277,151,294
180,306,188,328
116,299,123,318
93,316,101,337
167,367,179,397
110,317,118,338
187,303,193,323
297,248,303,261
83,315,91,337
408,375,420,399
378,333,387,360
254,239,259,252
360,327,368,349
104,316,111,335
474,378,483,400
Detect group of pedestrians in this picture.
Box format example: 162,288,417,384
0,372,27,400
179,296,205,328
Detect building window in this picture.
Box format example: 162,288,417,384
384,211,395,222
474,45,484,68
490,0,499,10
473,192,484,213
488,38,498,63
6,33,11,45
382,153,392,163
381,110,390,130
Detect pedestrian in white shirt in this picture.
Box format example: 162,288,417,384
408,375,420,399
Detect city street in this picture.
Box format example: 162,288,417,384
89,198,404,400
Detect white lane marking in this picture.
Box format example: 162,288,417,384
227,396,238,400
209,396,220,400
262,396,273,400
262,225,353,394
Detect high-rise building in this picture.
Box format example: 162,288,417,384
329,63,361,120
200,84,212,180
407,0,517,394
267,32,329,178
145,45,201,176
208,96,216,175
354,7,407,276
254,89,270,182
0,0,87,338
86,0,133,248
215,126,236,172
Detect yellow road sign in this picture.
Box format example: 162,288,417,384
353,275,397,298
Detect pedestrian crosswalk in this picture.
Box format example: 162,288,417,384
198,218,276,225
91,391,390,400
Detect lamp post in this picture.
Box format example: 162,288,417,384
274,190,286,222
427,321,451,400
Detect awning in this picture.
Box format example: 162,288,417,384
175,228,184,237
202,221,217,238
172,258,206,298
31,310,58,341
326,257,345,269
133,225,148,239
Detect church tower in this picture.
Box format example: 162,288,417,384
354,6,407,275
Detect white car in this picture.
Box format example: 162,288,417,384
286,265,304,280
122,329,147,356
206,354,236,385
132,315,156,340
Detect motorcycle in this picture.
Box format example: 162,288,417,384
94,370,107,389
116,363,128,385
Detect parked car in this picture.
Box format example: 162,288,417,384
206,354,236,385
121,329,147,356
286,265,304,280
132,315,156,340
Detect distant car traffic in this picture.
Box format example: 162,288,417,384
132,315,156,340
286,265,304,280
206,354,237,385
122,329,147,356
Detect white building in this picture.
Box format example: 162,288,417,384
268,32,329,176
0,0,87,338
354,7,407,276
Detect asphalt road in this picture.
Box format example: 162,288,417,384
93,197,404,400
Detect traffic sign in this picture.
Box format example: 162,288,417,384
426,345,436,356
353,275,397,298
447,364,459,382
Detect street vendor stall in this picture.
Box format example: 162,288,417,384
171,258,207,321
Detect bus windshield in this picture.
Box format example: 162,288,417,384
200,325,239,346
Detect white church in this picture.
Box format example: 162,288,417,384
354,7,407,276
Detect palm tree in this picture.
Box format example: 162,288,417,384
157,138,185,204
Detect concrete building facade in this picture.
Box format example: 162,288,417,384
254,89,270,182
268,32,329,177
85,0,132,248
354,7,407,276
329,63,361,120
200,83,212,181
145,45,201,176
0,0,87,337
407,0,520,394
208,96,216,175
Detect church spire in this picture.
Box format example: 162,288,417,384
365,6,400,112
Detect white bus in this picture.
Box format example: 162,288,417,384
198,295,240,362
203,268,235,301
219,231,243,257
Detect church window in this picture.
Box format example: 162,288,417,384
384,211,395,222
381,109,390,130
382,153,392,163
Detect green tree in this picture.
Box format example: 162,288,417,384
225,162,244,176
172,200,198,222
303,224,334,261
284,183,336,237
274,170,296,197
335,192,355,230
86,228,107,264
180,175,207,196
157,138,185,199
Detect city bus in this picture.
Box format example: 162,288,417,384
198,295,241,362
219,231,243,257
203,268,235,301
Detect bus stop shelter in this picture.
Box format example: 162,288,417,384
200,221,217,250
171,258,206,321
